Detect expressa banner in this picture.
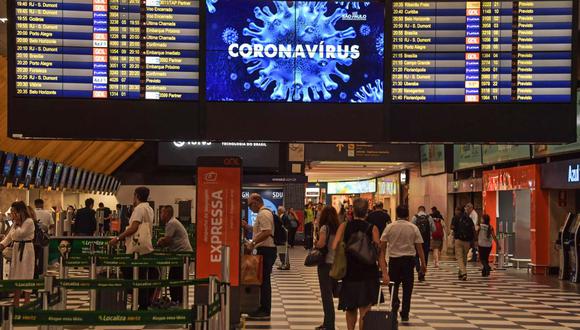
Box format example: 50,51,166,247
205,0,385,103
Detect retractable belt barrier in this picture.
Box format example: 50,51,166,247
57,278,209,290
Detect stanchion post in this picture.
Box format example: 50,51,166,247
497,233,506,270
132,252,139,311
208,275,218,329
39,280,51,330
59,252,68,310
195,304,208,330
182,255,190,309
220,246,231,330
1,306,13,330
89,243,97,311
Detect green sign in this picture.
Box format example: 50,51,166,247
453,145,482,171
0,279,43,291
482,145,530,165
57,278,208,290
13,309,192,326
49,237,111,264
420,145,445,176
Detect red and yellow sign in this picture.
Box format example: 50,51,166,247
195,157,242,286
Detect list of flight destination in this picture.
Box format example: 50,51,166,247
391,0,574,103
14,0,200,100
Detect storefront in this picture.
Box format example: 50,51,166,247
376,174,399,217
327,179,376,212
482,165,550,274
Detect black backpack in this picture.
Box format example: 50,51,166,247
415,214,431,243
33,220,49,248
455,215,475,242
271,211,287,245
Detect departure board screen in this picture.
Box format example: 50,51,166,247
390,0,574,103
13,0,200,100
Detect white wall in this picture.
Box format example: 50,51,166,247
63,192,119,210
117,185,196,220
408,168,451,220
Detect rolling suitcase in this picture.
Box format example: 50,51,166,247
363,282,398,330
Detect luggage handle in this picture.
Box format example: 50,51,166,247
375,281,395,312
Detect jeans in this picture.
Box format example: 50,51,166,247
389,256,415,318
169,265,184,303
415,241,430,275
317,263,335,329
479,246,492,274
454,240,471,276
257,246,277,314
304,223,313,249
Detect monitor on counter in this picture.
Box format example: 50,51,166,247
23,157,36,188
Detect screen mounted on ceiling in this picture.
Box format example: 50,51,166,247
205,0,385,103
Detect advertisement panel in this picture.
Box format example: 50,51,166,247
420,145,445,176
327,179,376,194
195,157,242,286
206,0,385,103
482,145,530,165
242,188,284,226
454,145,483,171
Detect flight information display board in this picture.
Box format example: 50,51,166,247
13,0,200,100
390,0,574,103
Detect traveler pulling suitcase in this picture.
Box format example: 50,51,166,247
363,282,398,330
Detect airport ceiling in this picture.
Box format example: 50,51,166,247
0,56,143,175
306,161,415,183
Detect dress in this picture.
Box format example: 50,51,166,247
1,218,35,280
338,219,381,311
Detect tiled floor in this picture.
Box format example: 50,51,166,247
13,248,580,329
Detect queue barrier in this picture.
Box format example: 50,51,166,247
57,278,209,290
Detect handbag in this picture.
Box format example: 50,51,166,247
363,282,398,330
125,211,154,255
346,222,378,265
304,225,330,267
329,241,347,280
241,254,263,285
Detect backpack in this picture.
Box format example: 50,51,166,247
33,220,49,248
415,214,431,243
455,215,475,242
432,219,444,240
271,211,287,245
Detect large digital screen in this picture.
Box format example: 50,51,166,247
242,188,284,226
13,156,27,186
206,0,385,103
43,161,54,188
52,163,63,190
390,0,573,103
60,166,70,189
67,167,76,189
327,178,376,194
34,159,45,187
24,157,36,188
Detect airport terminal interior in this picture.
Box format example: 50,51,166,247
2,0,580,329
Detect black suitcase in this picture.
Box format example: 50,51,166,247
363,282,398,330
240,285,260,314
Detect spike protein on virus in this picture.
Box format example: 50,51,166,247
351,79,383,103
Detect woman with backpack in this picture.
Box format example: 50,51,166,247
430,207,446,268
477,214,500,277
0,201,36,306
314,206,339,330
332,198,387,330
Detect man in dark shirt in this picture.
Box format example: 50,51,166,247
74,198,97,236
367,201,391,235
97,202,112,234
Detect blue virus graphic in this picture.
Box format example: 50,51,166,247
244,82,251,90
206,0,218,13
359,24,370,36
339,92,347,100
351,79,383,103
242,2,357,102
222,27,239,45
336,1,370,10
230,73,238,81
376,32,384,56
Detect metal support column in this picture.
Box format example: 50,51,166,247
1,306,13,330
182,256,190,309
132,253,139,311
221,246,231,329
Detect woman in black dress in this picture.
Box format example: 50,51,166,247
332,198,387,330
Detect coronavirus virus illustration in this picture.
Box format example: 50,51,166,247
376,32,384,56
351,79,383,103
336,1,370,10
238,1,357,102
207,0,218,13
222,27,239,45
359,24,370,36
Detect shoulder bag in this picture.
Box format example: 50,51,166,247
304,226,330,267
346,222,378,265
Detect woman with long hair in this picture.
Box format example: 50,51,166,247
314,206,340,330
0,201,36,305
477,214,500,277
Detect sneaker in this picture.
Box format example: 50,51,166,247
400,314,409,322
461,274,468,281
247,310,270,320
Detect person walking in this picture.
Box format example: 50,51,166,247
73,198,97,236
430,207,446,267
411,206,435,281
465,203,479,262
156,205,193,304
332,198,387,330
287,207,299,247
451,206,476,281
0,201,36,306
109,187,159,310
477,214,500,277
367,201,391,236
304,202,315,249
380,205,427,322
276,206,290,270
314,206,339,330
245,193,277,320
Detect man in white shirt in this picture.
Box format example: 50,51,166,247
465,203,479,262
109,186,159,310
243,193,276,320
380,205,426,323
34,199,54,235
